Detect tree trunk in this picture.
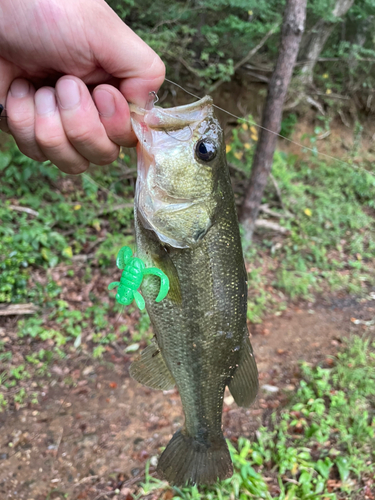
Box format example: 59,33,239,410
239,0,307,240
299,0,354,85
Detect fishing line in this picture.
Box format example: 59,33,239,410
164,77,374,177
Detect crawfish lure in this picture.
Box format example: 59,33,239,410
108,246,169,310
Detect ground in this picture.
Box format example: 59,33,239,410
1,292,374,500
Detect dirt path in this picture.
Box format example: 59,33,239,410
0,295,374,500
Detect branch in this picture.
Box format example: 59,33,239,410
270,173,286,211
8,205,39,217
306,96,326,115
259,204,293,218
242,69,270,84
209,23,280,93
178,57,203,78
310,91,350,100
0,303,39,315
254,219,290,233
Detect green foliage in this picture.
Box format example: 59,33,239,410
0,144,135,304
106,0,282,88
105,0,374,98
137,337,375,499
225,118,375,303
280,113,298,138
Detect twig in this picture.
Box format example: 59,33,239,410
178,57,202,78
8,205,39,217
259,204,293,219
283,477,299,485
310,91,350,100
255,219,289,233
53,427,64,459
243,63,274,73
241,69,270,83
71,253,95,262
317,57,375,62
306,96,326,115
0,303,39,316
85,237,107,254
338,109,351,128
209,23,280,92
73,475,99,488
269,173,286,211
317,130,331,140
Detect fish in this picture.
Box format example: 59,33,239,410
129,95,258,486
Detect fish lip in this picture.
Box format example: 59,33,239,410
130,95,213,118
130,96,213,132
154,95,213,115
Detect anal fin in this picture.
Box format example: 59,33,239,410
129,339,175,390
228,335,258,407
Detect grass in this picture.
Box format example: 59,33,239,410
135,336,375,499
228,118,375,318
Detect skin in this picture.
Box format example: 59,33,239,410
0,0,165,173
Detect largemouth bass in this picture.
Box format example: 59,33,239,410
129,96,258,486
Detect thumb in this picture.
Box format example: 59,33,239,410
89,2,165,107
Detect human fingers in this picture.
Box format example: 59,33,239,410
89,1,165,106
34,87,89,174
92,84,137,148
6,79,47,161
55,76,120,166
0,58,23,134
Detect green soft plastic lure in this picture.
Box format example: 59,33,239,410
108,246,169,310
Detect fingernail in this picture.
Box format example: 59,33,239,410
57,78,80,109
35,89,56,116
94,89,116,117
10,79,30,98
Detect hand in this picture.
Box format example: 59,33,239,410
0,0,165,173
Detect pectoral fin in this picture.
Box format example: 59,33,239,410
228,335,258,407
129,339,175,390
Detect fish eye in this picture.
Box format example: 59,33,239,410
195,140,217,162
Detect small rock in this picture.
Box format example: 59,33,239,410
0,453,8,460
150,455,158,467
261,384,279,393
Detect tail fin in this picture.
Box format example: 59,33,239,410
157,429,233,486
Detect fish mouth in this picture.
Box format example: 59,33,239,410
130,95,216,248
130,95,214,187
130,95,213,132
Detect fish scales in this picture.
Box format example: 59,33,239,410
130,96,258,486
